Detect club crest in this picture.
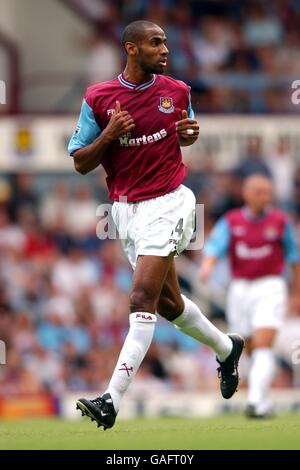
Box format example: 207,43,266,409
264,226,278,240
158,97,174,113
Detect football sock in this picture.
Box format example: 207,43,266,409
104,312,156,412
172,295,232,362
248,348,275,411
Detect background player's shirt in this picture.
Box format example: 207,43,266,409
68,74,194,202
204,207,300,279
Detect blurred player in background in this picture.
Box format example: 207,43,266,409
199,175,300,418
68,20,244,430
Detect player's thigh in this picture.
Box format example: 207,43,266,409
130,253,174,312
226,280,251,338
251,327,278,349
157,260,184,321
251,277,287,336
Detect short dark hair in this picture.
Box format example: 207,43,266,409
121,20,160,52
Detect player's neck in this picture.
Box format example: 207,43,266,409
246,205,268,217
123,64,153,85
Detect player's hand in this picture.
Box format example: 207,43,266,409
103,101,135,142
198,265,211,283
198,257,216,283
176,110,199,140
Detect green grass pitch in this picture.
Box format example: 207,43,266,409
0,415,299,450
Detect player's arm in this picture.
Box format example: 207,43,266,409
69,100,135,175
176,92,199,147
283,221,300,301
198,217,231,282
291,263,300,295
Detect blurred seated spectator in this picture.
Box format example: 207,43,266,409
51,244,99,298
267,137,295,211
192,17,236,74
234,136,271,179
0,206,26,251
8,173,38,223
39,182,71,231
83,31,121,84
66,184,98,237
242,2,283,47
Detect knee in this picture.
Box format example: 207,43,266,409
250,329,277,350
157,295,184,321
251,339,274,350
129,287,156,313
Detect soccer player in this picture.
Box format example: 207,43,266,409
199,174,300,418
68,20,244,430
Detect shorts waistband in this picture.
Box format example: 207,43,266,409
115,185,183,205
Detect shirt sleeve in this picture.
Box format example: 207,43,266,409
204,217,231,258
187,91,195,119
68,98,101,156
283,221,300,263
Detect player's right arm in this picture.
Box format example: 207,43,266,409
68,100,135,175
283,220,300,309
198,217,231,282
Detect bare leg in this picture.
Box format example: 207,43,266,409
157,260,233,360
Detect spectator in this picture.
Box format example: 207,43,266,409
235,136,271,179
267,138,295,210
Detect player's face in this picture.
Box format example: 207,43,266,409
244,180,273,212
136,28,169,74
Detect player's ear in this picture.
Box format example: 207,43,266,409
125,42,138,57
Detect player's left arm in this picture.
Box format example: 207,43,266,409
283,220,300,298
176,91,199,147
198,217,231,282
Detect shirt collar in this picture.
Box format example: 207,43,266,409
242,205,271,221
118,73,156,91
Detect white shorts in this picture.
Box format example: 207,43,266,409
226,276,287,337
112,185,196,270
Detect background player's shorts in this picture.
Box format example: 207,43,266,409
226,276,287,337
112,184,196,270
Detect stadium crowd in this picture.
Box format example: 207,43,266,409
64,0,300,114
0,150,300,396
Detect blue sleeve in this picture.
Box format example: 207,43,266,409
187,92,195,119
68,99,101,156
204,217,230,258
283,221,300,263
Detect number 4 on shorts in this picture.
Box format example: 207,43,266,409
175,218,183,235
